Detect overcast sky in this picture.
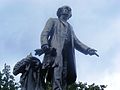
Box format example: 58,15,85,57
0,0,120,90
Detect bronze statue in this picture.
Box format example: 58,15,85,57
39,5,99,90
13,54,45,90
13,5,99,90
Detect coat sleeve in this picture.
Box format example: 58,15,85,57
41,18,54,46
73,30,90,55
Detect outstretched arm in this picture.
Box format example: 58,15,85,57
73,31,99,57
73,31,89,55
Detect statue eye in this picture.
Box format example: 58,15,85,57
68,8,71,11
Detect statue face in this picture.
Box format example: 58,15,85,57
57,6,72,20
61,6,72,20
61,6,71,16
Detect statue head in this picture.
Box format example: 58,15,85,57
57,6,72,20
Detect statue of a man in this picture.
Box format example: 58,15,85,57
40,6,98,90
13,54,45,90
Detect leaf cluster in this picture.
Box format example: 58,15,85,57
46,81,107,90
0,64,20,90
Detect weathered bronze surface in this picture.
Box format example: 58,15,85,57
40,6,98,90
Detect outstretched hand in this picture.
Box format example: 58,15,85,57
88,48,99,57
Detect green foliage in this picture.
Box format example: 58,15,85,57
0,63,20,90
68,82,107,90
0,71,4,90
68,82,78,90
45,81,107,90
46,81,52,90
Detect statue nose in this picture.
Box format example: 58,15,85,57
63,9,68,13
